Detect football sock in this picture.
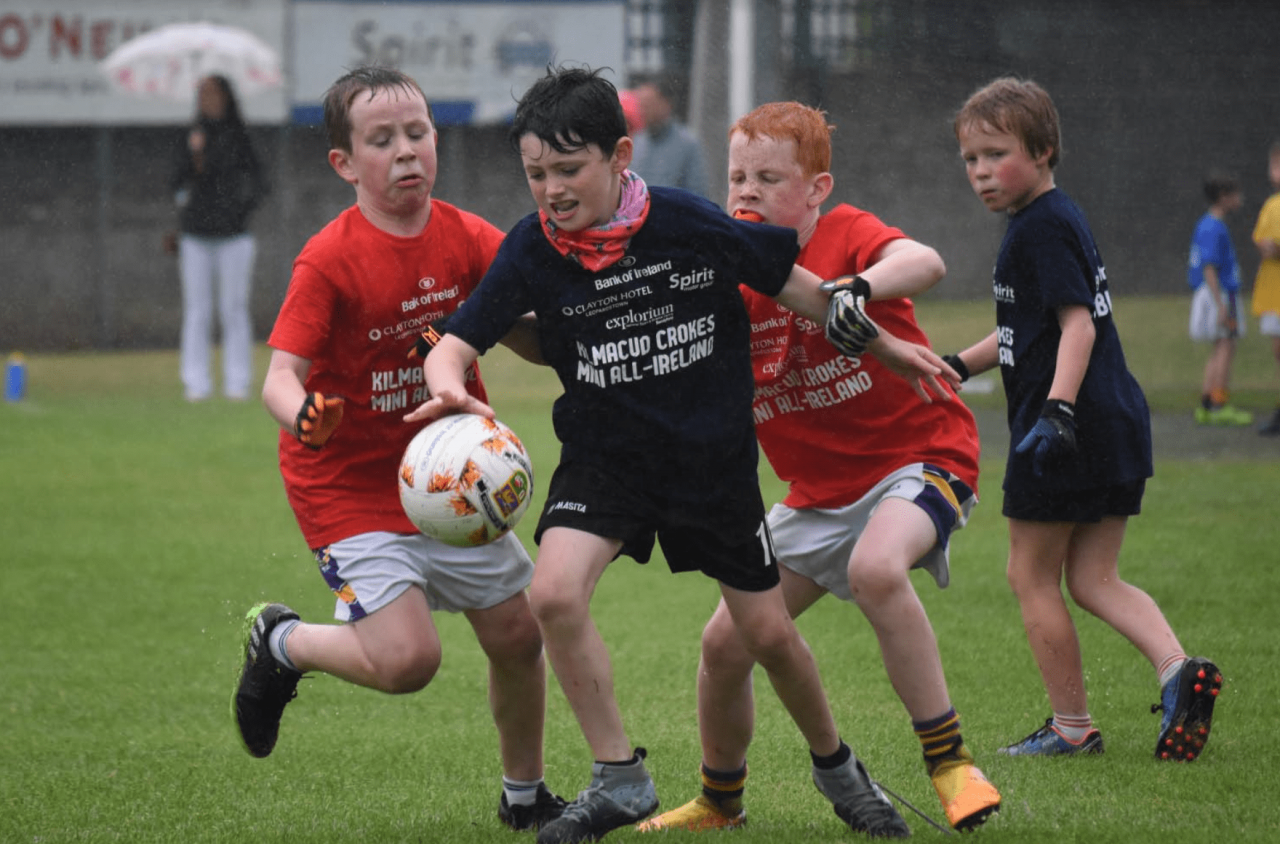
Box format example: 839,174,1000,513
268,618,301,672
810,739,853,770
1157,653,1188,687
699,762,747,815
502,776,544,807
1051,712,1094,742
915,708,963,772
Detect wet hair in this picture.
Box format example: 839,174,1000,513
1203,171,1240,204
323,66,432,153
729,102,834,177
955,77,1061,168
508,65,627,157
196,74,246,129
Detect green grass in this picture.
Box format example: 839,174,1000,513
3,294,1278,842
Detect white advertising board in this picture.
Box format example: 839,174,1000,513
292,0,626,125
0,0,287,125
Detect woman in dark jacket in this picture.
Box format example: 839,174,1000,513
171,74,267,401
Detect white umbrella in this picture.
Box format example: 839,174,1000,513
100,22,282,101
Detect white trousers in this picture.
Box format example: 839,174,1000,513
179,233,256,400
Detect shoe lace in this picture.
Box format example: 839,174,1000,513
557,786,606,827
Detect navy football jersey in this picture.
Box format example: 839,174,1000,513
992,189,1153,494
446,187,800,499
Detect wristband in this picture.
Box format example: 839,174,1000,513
942,354,970,383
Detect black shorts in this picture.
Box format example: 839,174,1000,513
534,459,780,592
1002,478,1146,522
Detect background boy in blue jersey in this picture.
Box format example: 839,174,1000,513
1188,172,1252,426
947,77,1222,761
405,66,956,843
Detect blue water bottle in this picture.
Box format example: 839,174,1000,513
5,352,27,402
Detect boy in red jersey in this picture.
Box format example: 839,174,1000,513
231,66,564,832
638,102,1001,834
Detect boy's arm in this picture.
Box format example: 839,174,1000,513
1014,305,1093,477
263,349,346,448
860,239,946,300
404,334,494,423
1048,305,1095,403
1257,237,1280,261
945,330,1000,381
263,349,311,431
497,313,546,365
1200,264,1234,330
775,264,960,402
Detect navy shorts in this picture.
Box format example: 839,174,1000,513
1003,478,1145,522
535,459,780,592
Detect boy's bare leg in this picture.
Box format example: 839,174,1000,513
286,586,443,693
717,582,840,755
527,527,631,761
1063,517,1183,668
1006,519,1085,715
698,569,826,770
848,498,953,719
466,591,549,781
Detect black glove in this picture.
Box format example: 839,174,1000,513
1014,399,1077,478
407,318,451,359
942,353,970,383
819,275,878,358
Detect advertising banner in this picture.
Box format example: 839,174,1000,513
0,0,287,124
292,0,626,125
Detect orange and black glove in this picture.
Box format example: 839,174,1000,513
294,392,345,449
407,319,451,359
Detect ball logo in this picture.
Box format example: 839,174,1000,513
418,277,436,290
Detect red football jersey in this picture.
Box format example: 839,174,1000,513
741,204,980,509
268,200,503,547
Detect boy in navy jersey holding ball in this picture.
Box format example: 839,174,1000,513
406,66,956,843
948,77,1222,761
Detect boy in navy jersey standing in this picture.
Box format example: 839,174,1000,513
947,77,1222,761
406,66,956,842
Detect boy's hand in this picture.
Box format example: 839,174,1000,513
294,393,345,449
865,333,959,403
1014,399,1077,477
821,276,878,358
403,389,495,425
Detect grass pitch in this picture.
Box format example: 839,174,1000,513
3,295,1278,842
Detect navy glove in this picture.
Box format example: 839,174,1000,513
942,354,970,383
1014,398,1077,478
820,275,878,358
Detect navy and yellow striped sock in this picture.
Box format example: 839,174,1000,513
915,708,966,773
700,762,747,815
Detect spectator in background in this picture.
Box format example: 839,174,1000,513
1188,172,1252,426
629,71,712,200
170,74,268,402
1251,142,1280,436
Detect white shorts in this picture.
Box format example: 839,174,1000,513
314,531,534,621
767,463,975,600
1189,284,1246,341
1259,310,1280,337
